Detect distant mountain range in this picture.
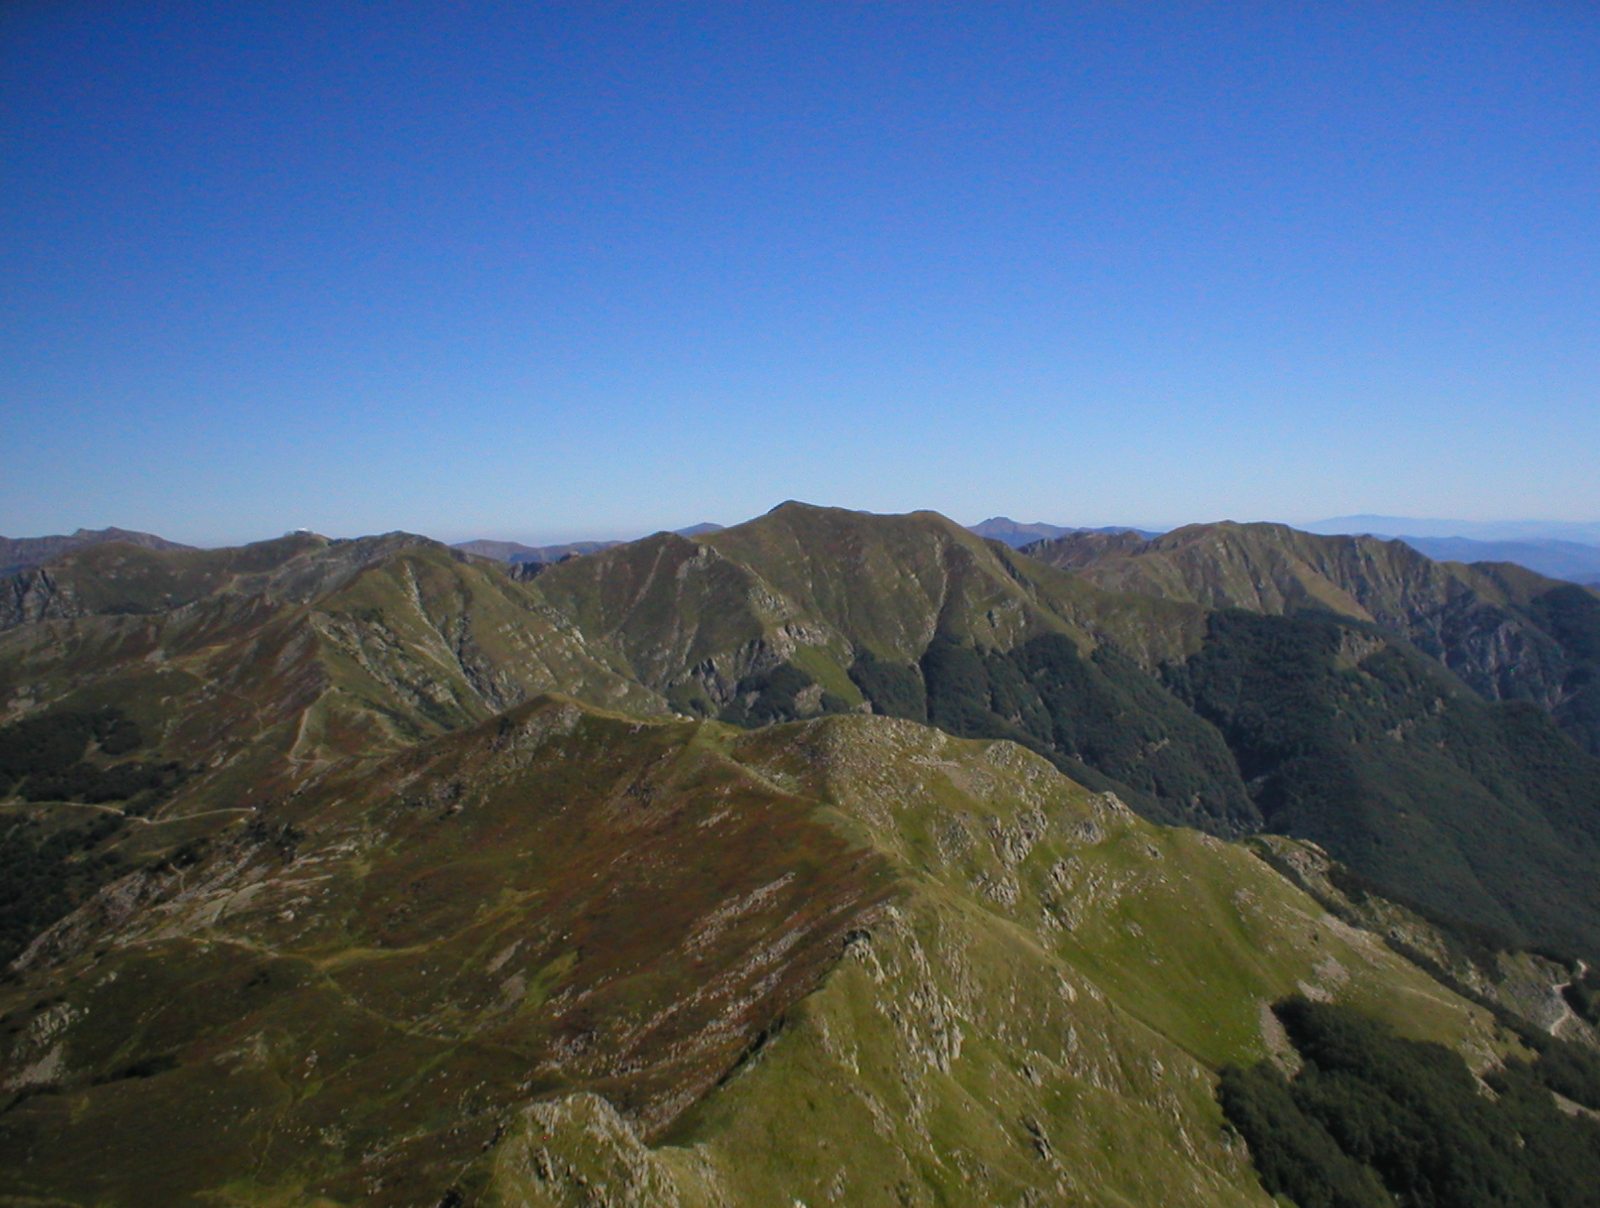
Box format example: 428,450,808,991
1394,535,1600,585
1308,514,1600,545
453,523,724,564
452,537,624,563
967,516,1162,548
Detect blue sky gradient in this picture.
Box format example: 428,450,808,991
3,1,1597,544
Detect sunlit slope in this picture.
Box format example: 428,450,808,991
1028,522,1475,619
0,531,443,629
303,540,666,740
490,714,1502,1208
705,503,1100,659
0,535,664,808
0,526,193,579
0,536,671,965
0,702,1502,1208
523,505,1046,709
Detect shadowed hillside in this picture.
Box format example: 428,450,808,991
1024,521,1600,754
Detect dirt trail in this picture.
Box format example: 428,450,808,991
1550,958,1588,1038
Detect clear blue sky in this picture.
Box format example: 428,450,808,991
4,1,1597,545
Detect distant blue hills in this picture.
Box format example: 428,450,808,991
1305,514,1600,545
1389,536,1600,585
1304,516,1600,585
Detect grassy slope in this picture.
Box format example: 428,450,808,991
0,536,663,792
1027,522,1459,620
527,503,1241,828
703,503,1071,659
705,503,1214,667
521,529,804,705
0,704,1505,1208
492,714,1500,1208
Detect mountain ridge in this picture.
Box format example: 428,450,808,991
1022,520,1600,745
0,695,1513,1208
0,527,192,578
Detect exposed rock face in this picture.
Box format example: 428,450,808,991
0,567,84,629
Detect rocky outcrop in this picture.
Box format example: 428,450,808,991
0,567,85,630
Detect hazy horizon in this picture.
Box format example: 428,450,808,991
10,505,1600,553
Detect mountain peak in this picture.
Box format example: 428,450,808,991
0,526,193,578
